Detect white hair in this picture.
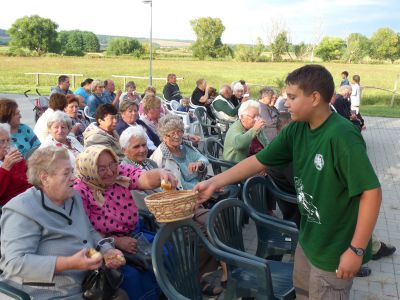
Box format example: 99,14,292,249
47,111,72,131
119,126,147,149
339,85,352,94
0,123,11,136
91,79,104,92
238,100,260,117
232,81,244,93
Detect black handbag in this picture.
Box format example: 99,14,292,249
82,266,124,300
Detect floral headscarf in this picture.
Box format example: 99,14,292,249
76,145,130,206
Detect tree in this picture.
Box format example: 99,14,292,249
8,15,58,55
293,42,308,60
106,38,144,57
57,30,100,56
343,33,370,63
190,17,231,60
235,38,264,62
270,31,290,61
315,37,345,61
370,27,399,63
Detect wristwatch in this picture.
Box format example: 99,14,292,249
349,244,365,256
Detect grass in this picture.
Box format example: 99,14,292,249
0,55,399,117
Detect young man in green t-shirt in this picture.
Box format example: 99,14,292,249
194,64,381,299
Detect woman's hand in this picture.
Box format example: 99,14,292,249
188,161,203,174
159,170,178,190
187,134,201,145
70,124,81,135
68,248,103,271
115,236,137,254
2,149,23,171
103,249,126,269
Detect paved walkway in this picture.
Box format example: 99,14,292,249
350,116,400,300
1,93,399,299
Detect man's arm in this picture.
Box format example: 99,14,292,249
194,155,265,203
337,187,382,279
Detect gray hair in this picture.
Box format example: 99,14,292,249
219,84,232,95
339,85,352,95
158,114,184,138
119,100,139,113
27,146,70,187
238,100,260,117
91,79,104,92
259,86,276,99
119,126,147,149
0,123,11,136
232,81,244,93
47,111,72,131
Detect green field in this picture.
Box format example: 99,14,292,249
0,56,399,117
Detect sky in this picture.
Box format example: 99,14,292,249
1,0,400,45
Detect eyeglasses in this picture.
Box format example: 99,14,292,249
165,130,184,138
98,162,119,174
0,138,11,147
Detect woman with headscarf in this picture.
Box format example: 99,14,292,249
74,145,177,300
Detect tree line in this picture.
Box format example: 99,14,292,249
5,15,400,64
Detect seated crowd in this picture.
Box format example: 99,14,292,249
0,71,396,300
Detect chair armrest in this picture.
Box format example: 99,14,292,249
0,282,31,300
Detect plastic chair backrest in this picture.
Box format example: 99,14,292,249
170,100,181,111
203,137,236,174
83,106,96,123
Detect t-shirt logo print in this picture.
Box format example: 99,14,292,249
314,154,324,171
294,177,321,224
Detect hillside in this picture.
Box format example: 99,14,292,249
0,28,192,48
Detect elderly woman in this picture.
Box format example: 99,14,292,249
0,123,31,205
258,86,280,141
83,103,124,160
120,81,142,103
40,111,83,168
34,93,68,143
151,114,209,190
0,98,41,158
64,94,90,144
230,81,247,107
87,79,108,118
0,146,126,300
223,100,268,163
139,94,163,146
116,100,157,156
74,145,176,300
120,126,161,210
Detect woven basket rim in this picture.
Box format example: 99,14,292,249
144,190,198,202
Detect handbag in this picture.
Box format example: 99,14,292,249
82,266,124,300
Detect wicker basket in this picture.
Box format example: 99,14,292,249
144,190,198,223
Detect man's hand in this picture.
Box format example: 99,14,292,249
336,248,363,279
193,179,219,204
2,149,23,171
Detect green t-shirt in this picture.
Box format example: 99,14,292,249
255,112,380,272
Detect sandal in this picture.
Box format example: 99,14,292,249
201,281,223,296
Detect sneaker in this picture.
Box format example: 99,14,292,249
356,266,371,277
372,242,396,260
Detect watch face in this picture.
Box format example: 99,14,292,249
356,248,364,256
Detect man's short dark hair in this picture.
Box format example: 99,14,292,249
196,78,205,86
285,64,334,103
341,71,349,77
49,93,67,110
95,104,118,123
58,75,69,85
